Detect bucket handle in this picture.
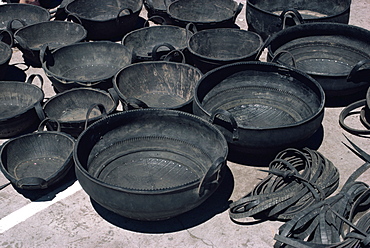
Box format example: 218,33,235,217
144,15,167,26
198,157,225,197
125,97,149,110
39,44,54,66
26,74,44,91
271,50,297,68
38,117,62,132
339,99,370,135
347,59,370,83
151,42,176,60
280,9,304,30
16,177,48,190
67,13,83,25
210,109,239,140
84,103,107,130
14,35,33,55
107,88,120,106
233,3,244,21
254,34,273,60
0,29,13,47
185,22,197,41
163,49,186,63
6,19,26,36
116,8,133,25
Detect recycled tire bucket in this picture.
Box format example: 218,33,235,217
14,21,87,67
187,27,263,73
74,109,228,221
267,23,370,96
193,61,325,154
0,3,50,31
0,75,45,139
122,24,188,62
65,0,143,40
0,119,75,190
246,0,351,39
41,41,133,93
167,0,243,30
43,87,119,138
113,61,202,112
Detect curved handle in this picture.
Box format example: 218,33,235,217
198,157,225,197
0,29,13,47
151,42,176,60
271,50,297,68
163,49,186,63
107,88,120,106
233,3,244,20
210,109,239,140
26,74,44,90
116,8,133,25
14,35,32,54
185,22,197,41
38,118,61,132
280,9,304,30
254,34,273,60
126,97,149,110
347,59,370,82
16,177,48,190
35,102,46,122
84,103,107,130
67,13,82,24
39,44,53,66
339,99,370,135
144,15,167,26
6,19,26,35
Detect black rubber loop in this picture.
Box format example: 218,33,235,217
339,99,370,135
273,138,370,248
229,148,339,222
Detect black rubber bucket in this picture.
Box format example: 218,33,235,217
14,21,87,68
41,41,133,93
43,88,119,138
0,75,45,139
0,3,50,32
65,0,143,40
74,108,228,220
167,0,243,30
193,61,325,155
113,61,202,112
0,119,75,190
122,24,188,62
187,26,263,73
266,23,370,97
246,0,351,40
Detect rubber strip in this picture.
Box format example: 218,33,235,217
339,99,370,135
229,148,340,222
273,138,370,248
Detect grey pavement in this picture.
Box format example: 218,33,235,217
1,0,370,247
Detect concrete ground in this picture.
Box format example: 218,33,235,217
0,0,370,247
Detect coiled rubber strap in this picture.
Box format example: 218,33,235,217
229,148,339,222
274,138,370,248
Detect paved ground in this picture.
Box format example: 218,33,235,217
0,0,370,247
